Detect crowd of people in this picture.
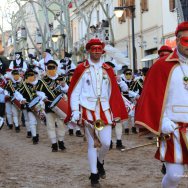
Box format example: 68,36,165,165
0,21,188,188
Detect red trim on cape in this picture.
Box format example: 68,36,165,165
135,50,179,135
64,60,128,123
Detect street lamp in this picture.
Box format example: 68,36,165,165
114,6,136,72
51,34,66,56
51,34,59,43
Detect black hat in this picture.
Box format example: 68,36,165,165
25,69,38,76
28,54,35,59
105,61,115,68
65,52,72,58
45,60,58,66
123,68,132,74
11,69,19,75
15,52,22,56
141,67,149,76
45,49,51,54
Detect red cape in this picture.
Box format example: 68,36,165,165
64,60,128,123
135,50,179,135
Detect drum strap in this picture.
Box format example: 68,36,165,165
40,79,56,98
22,82,33,100
137,79,143,89
9,80,16,93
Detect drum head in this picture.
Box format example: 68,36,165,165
28,96,41,108
49,94,63,109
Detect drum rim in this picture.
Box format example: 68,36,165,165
28,96,41,108
49,94,63,108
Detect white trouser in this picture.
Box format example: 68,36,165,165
12,104,21,127
46,112,66,144
68,122,80,131
162,163,185,188
6,102,13,125
115,122,122,140
23,109,30,132
85,125,112,174
123,116,134,128
28,111,39,137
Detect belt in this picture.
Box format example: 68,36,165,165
87,97,107,102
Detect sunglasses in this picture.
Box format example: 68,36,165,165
90,45,103,53
47,65,56,70
180,36,188,47
27,73,35,77
125,72,132,75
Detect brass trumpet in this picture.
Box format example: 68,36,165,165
94,119,105,131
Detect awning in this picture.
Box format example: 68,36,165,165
141,54,159,62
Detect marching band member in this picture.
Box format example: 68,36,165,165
4,70,23,132
19,69,45,144
158,45,173,58
59,52,76,75
65,39,128,187
66,69,83,137
36,60,68,152
131,67,149,95
121,69,138,134
135,22,188,188
105,61,127,150
0,75,6,130
38,49,53,73
9,52,27,75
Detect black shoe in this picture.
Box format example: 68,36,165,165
9,124,13,129
97,159,106,179
109,140,113,150
89,173,100,188
27,131,32,138
76,130,84,137
32,136,38,145
15,126,20,133
132,127,137,134
58,141,66,151
125,128,129,135
52,143,58,152
69,129,74,136
161,163,166,175
116,140,125,150
36,134,39,142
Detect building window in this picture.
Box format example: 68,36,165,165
169,0,175,12
141,0,148,13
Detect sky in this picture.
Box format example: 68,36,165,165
0,0,20,31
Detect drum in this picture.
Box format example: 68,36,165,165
28,96,41,112
28,96,46,120
11,96,22,110
49,94,68,119
122,96,135,117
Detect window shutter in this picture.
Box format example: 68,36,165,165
169,0,175,12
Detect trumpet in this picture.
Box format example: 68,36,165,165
94,119,105,131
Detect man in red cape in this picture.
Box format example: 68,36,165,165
65,38,127,187
135,22,188,188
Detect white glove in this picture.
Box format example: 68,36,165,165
71,111,80,123
161,117,177,134
128,90,139,99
